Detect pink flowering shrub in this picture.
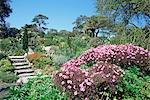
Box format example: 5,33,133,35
53,67,94,99
79,44,149,67
53,62,122,99
53,44,150,99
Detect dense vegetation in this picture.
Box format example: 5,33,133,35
0,0,150,99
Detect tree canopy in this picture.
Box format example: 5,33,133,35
32,14,49,37
0,0,12,38
32,14,49,27
96,0,150,26
0,0,12,23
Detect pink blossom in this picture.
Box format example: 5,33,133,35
80,86,85,92
85,97,89,100
74,91,78,95
67,85,72,89
61,81,65,85
59,73,63,77
67,80,72,84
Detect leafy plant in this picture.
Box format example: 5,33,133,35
110,27,150,51
0,71,18,83
89,37,103,47
33,57,53,69
27,52,43,63
0,52,7,60
0,37,24,55
0,59,13,72
8,75,68,100
52,54,69,69
13,49,25,56
116,66,150,100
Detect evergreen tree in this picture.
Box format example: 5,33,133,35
22,27,28,52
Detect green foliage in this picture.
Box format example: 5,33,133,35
8,75,68,100
33,57,53,68
59,35,91,58
110,27,150,50
28,35,41,50
0,71,18,83
80,60,96,70
0,59,18,83
0,38,12,52
96,0,150,25
34,46,44,53
0,59,13,72
96,0,150,51
52,54,69,69
44,34,66,46
89,37,104,47
45,34,91,59
32,14,48,27
32,14,49,37
0,0,12,22
0,0,12,38
116,66,150,99
22,27,28,52
14,49,26,56
0,37,21,53
0,37,25,55
0,57,18,84
0,52,7,60
73,15,88,33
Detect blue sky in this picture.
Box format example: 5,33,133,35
7,0,96,31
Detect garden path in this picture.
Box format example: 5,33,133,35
9,56,35,84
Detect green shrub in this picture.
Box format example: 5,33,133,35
0,37,23,55
110,27,150,50
0,71,18,83
0,52,7,60
33,57,53,68
89,37,103,47
116,66,150,100
34,46,44,53
0,38,12,52
56,35,91,58
0,59,13,72
14,49,25,56
44,35,66,46
8,75,68,100
52,54,69,69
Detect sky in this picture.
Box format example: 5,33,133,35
7,0,96,31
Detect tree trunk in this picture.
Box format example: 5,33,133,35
96,29,99,37
91,29,95,37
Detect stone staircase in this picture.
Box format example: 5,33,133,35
9,56,35,84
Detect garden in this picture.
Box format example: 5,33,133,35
0,0,150,100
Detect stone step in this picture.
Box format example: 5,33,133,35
10,59,26,62
18,73,35,77
9,56,25,59
17,76,36,84
15,69,34,74
12,62,29,66
14,65,32,70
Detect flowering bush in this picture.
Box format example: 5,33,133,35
27,52,44,63
54,62,122,99
78,44,149,67
53,44,150,99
